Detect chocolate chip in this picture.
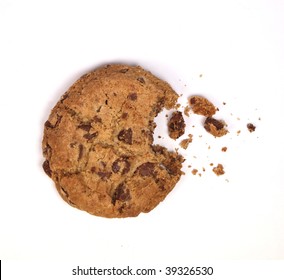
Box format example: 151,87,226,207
190,97,196,104
43,160,52,177
118,128,132,144
70,142,77,148
44,115,62,129
44,120,53,129
137,77,145,84
112,183,131,205
119,68,129,73
66,108,76,117
204,117,224,130
112,161,120,173
138,162,155,177
78,123,92,131
112,158,130,174
93,116,102,123
78,144,84,161
83,132,98,141
127,92,137,101
121,112,128,119
97,171,112,180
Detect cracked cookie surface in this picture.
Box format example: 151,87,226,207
42,64,184,218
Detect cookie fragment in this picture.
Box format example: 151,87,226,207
191,169,198,175
221,147,227,152
212,164,225,176
247,123,256,132
179,134,193,150
204,117,228,137
184,105,190,117
189,95,216,117
168,111,185,139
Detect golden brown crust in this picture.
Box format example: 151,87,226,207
42,64,184,218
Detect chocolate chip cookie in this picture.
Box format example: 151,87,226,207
42,64,184,218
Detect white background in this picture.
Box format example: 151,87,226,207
1,0,284,271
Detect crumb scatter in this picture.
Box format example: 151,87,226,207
221,147,227,152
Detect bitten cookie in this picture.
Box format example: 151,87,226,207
42,64,184,218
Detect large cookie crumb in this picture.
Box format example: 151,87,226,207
189,95,216,117
204,117,228,137
168,111,185,139
212,164,225,176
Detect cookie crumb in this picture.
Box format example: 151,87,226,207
221,147,227,152
168,111,185,139
188,95,216,117
212,164,225,176
247,123,256,132
184,105,190,117
192,169,198,175
179,134,193,150
204,117,228,137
